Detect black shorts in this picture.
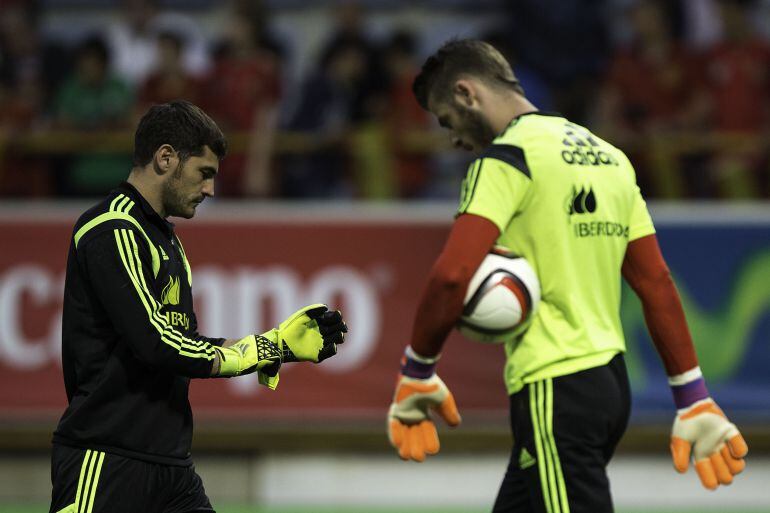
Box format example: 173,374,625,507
493,353,631,513
49,444,214,513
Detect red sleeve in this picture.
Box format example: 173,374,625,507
409,214,500,357
622,234,699,375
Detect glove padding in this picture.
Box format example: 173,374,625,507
388,374,461,462
671,398,748,489
214,334,282,379
262,304,347,363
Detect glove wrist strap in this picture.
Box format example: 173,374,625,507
401,346,439,379
668,366,709,410
215,345,243,377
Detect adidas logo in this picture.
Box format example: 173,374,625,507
159,245,169,261
519,448,536,470
567,186,597,216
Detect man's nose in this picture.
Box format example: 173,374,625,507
202,180,215,198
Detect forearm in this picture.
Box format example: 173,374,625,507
638,274,699,376
409,214,500,358
622,234,699,376
409,267,469,358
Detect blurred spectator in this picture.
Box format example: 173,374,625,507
596,0,698,197
381,30,431,198
318,1,387,123
136,31,202,114
0,1,69,113
106,0,209,86
0,1,68,196
279,1,390,199
201,4,282,197
482,30,553,112
54,36,133,196
692,0,770,197
503,0,612,124
225,0,287,60
281,37,367,198
699,0,770,133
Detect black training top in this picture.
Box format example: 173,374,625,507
53,182,224,466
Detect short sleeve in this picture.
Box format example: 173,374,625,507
628,185,656,241
457,144,532,234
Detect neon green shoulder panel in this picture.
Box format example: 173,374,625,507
73,202,161,278
458,113,656,394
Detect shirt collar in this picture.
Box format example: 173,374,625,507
496,110,563,140
116,181,176,237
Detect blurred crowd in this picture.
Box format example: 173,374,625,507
0,0,769,200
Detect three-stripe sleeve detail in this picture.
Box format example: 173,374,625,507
114,228,213,359
74,450,105,513
110,196,212,358
529,379,570,513
75,194,161,278
75,193,212,360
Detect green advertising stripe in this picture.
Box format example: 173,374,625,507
620,247,770,387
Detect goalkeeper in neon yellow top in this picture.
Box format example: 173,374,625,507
387,40,747,511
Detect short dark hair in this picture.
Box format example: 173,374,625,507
133,100,227,167
413,39,524,111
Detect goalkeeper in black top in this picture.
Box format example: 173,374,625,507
50,100,347,513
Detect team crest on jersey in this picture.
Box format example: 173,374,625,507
161,275,180,305
566,186,597,216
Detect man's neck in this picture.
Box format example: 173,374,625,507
488,93,539,135
127,172,167,218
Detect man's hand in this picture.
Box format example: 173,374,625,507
214,334,282,381
388,373,461,462
671,398,748,489
262,304,347,363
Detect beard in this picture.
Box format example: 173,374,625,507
456,104,498,151
160,162,195,219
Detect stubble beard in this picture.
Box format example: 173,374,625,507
161,162,194,219
457,104,497,151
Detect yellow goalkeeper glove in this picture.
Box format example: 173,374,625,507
261,304,347,363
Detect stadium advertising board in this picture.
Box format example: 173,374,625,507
0,205,768,423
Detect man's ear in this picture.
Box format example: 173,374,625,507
453,79,477,108
153,144,179,176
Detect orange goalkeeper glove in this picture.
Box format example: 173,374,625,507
387,347,461,462
669,368,748,489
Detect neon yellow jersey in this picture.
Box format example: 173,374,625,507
457,112,655,394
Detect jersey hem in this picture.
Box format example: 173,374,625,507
52,435,193,467
505,349,623,395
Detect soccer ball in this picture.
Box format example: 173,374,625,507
458,247,540,344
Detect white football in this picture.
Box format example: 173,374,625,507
458,247,540,344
